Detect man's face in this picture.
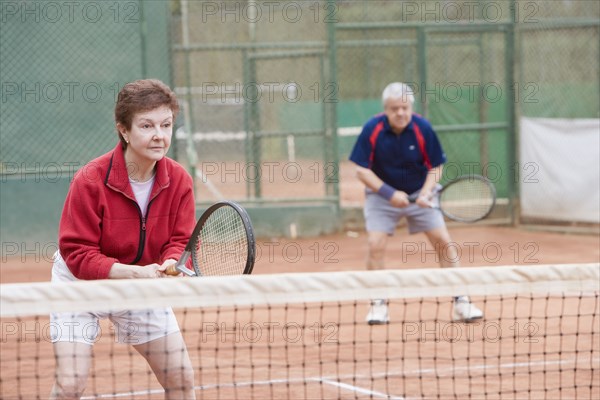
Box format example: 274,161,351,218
384,97,413,133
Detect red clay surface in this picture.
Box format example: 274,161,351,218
3,226,599,282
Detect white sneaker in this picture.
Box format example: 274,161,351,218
366,299,389,325
453,297,483,322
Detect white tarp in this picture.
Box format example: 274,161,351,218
520,117,600,223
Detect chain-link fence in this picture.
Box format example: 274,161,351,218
516,1,599,227
0,1,174,171
171,0,599,219
169,0,342,236
0,0,171,244
332,1,515,217
330,0,598,224
519,1,599,118
1,0,599,244
170,1,336,210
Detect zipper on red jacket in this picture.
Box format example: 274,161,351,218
130,200,153,265
103,153,164,265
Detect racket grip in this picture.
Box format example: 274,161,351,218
164,252,196,277
165,264,179,276
408,193,419,203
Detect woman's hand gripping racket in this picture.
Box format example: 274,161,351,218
409,175,497,223
165,201,256,277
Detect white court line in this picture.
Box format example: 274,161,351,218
365,356,600,380
81,377,402,400
319,378,405,399
175,127,362,142
81,356,600,399
82,389,163,399
195,169,225,200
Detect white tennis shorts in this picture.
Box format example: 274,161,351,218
49,252,180,345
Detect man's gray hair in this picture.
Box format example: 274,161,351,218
382,82,415,105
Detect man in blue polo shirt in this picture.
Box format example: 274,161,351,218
349,82,483,325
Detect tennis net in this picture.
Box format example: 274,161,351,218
1,263,598,399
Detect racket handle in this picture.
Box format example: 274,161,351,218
408,192,420,203
164,252,196,277
408,192,436,208
165,264,179,276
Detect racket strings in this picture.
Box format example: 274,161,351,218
439,179,495,221
192,207,249,275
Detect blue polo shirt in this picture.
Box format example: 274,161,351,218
349,113,446,194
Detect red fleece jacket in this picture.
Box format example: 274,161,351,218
58,143,195,280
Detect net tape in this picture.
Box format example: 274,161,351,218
2,263,598,317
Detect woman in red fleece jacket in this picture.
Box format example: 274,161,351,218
50,79,196,399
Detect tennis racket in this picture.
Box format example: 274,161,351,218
409,175,496,223
165,201,255,277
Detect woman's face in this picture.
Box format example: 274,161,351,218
119,106,173,164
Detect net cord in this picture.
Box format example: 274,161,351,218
1,263,598,318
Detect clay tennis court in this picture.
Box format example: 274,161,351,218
2,0,598,397
1,225,598,399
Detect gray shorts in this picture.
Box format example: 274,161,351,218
364,190,445,235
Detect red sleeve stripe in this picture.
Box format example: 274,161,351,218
368,121,385,169
413,123,432,170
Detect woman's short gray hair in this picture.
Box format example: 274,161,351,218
382,82,415,105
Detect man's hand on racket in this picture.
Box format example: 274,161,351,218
408,175,497,223
415,190,435,208
390,190,410,208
